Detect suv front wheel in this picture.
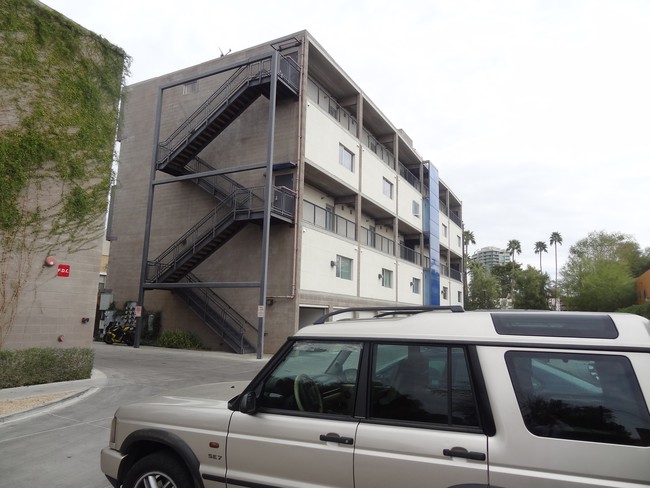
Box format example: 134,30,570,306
123,450,193,488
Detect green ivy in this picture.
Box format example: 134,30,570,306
0,0,130,235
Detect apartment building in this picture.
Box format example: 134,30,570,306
472,246,511,269
107,31,463,354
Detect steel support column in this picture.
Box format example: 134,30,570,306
256,51,279,358
134,85,164,348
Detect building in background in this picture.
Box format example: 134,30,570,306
472,246,511,269
107,31,463,354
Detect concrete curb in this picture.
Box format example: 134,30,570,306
0,369,107,424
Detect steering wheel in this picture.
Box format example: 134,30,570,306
294,374,323,412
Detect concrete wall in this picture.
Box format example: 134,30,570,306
1,3,125,350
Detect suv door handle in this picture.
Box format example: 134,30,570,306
320,433,354,445
443,447,486,461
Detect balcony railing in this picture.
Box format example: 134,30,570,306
440,264,463,282
399,244,424,267
361,227,395,256
302,201,356,240
399,162,421,192
363,129,395,169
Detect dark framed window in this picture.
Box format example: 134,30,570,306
506,351,650,446
257,341,362,416
368,344,479,428
492,313,618,338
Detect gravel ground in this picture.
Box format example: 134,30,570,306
0,392,71,416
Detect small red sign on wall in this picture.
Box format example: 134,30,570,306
57,264,71,277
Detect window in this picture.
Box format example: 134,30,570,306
412,201,420,218
457,291,462,303
442,286,448,300
442,224,448,238
258,341,362,415
412,278,421,294
339,144,354,172
382,178,393,199
182,81,198,95
381,269,393,288
457,235,462,247
369,344,479,428
336,255,352,280
493,313,618,338
506,352,650,446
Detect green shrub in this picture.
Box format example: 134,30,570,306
0,347,94,388
618,302,650,320
157,329,203,350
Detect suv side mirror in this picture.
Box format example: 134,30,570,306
239,391,257,414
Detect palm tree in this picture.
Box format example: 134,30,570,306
506,239,521,299
463,230,475,259
462,230,476,305
549,232,563,310
534,241,548,272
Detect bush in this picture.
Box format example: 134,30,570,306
157,329,203,350
0,347,94,388
618,303,650,320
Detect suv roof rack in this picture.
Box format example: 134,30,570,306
313,305,464,324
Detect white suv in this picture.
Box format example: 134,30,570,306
101,307,650,487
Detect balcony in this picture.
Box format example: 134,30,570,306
303,201,356,240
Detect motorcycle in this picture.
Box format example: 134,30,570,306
103,322,135,346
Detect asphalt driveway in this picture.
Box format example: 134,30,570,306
0,342,267,488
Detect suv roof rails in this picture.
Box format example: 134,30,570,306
313,305,464,324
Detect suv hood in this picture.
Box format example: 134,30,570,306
115,381,249,425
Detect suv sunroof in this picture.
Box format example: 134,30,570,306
491,312,619,339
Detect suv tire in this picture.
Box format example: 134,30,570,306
123,450,193,488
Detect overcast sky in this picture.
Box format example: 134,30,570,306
42,0,650,275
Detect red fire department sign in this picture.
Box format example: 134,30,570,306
57,264,71,277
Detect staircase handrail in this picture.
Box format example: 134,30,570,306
157,60,272,166
146,184,295,283
184,272,258,337
185,156,247,199
157,53,300,167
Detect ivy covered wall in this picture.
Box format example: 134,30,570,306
0,0,129,348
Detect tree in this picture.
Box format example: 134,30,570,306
549,232,563,310
462,230,476,259
561,231,638,312
534,241,548,272
513,266,551,310
466,261,500,310
506,239,522,296
492,262,522,300
462,229,476,304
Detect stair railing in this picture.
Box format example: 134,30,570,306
180,272,257,352
146,185,296,283
157,53,300,168
157,60,272,167
184,156,246,200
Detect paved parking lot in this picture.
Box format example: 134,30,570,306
0,342,267,487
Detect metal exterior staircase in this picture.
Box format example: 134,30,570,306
157,57,299,176
147,54,299,353
174,273,256,354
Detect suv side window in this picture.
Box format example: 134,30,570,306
369,344,480,428
257,341,362,416
506,352,650,446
